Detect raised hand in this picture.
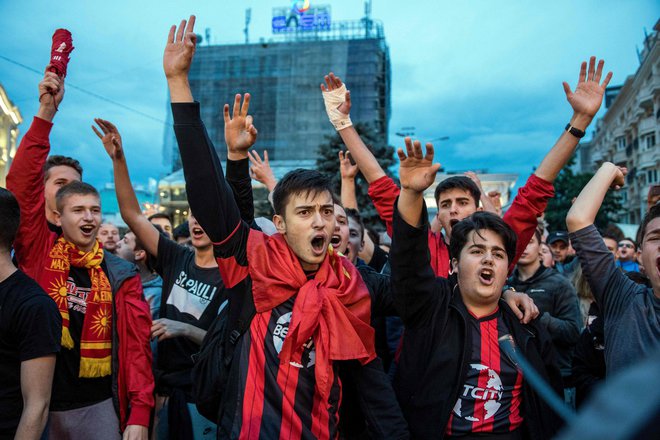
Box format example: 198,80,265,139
225,93,258,157
339,150,358,180
92,118,123,161
398,137,441,193
248,150,277,192
321,72,351,115
610,165,627,190
37,66,65,121
163,15,197,80
563,56,612,119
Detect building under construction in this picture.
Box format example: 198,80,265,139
162,3,391,178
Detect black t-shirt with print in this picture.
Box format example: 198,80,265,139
50,263,113,411
155,237,226,391
0,270,61,436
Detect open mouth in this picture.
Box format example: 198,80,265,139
80,225,95,236
191,226,205,239
450,219,460,227
330,234,342,248
311,234,327,256
479,268,494,285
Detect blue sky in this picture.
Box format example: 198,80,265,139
1,0,657,189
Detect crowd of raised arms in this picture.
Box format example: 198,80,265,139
1,14,659,440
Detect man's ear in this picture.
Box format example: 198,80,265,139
359,238,365,253
273,214,286,234
135,249,146,262
451,257,459,274
53,210,63,227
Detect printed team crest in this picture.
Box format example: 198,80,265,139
90,307,112,338
48,277,69,308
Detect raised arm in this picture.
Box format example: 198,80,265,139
339,150,359,209
535,57,612,182
321,72,386,183
390,138,442,326
93,119,160,257
163,16,241,243
567,162,625,232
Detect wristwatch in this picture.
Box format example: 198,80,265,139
565,123,586,138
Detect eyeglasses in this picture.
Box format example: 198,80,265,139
618,243,634,249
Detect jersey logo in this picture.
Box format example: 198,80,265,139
452,363,503,422
272,312,316,368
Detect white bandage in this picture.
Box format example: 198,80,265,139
322,84,352,131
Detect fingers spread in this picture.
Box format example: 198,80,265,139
587,56,596,81
594,59,604,83
168,25,176,44
396,148,407,162
601,71,613,88
186,15,196,34
233,94,241,118
578,61,587,83
92,125,103,139
263,150,269,162
424,142,435,161
223,104,230,122
562,81,572,97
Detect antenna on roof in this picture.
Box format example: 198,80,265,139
244,8,252,44
363,0,373,37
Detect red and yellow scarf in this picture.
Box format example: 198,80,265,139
247,231,376,405
43,237,112,378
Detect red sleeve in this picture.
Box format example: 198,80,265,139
6,117,56,278
503,174,555,270
117,275,155,428
367,175,401,237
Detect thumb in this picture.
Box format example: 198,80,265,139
562,82,571,97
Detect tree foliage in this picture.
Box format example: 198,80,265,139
316,122,397,230
544,155,623,232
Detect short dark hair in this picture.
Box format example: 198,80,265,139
0,188,20,251
345,208,365,240
148,212,172,223
173,221,190,239
533,228,542,244
434,176,480,207
601,231,619,243
450,211,517,264
272,169,333,216
55,181,100,212
43,155,83,182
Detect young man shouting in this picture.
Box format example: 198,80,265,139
321,57,611,280
164,16,378,439
390,139,562,439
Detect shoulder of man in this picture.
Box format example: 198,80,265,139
103,252,139,288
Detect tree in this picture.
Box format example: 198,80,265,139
316,122,397,230
545,155,623,231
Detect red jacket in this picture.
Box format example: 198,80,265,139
6,117,154,429
368,174,554,277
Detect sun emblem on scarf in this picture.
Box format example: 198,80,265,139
48,278,69,308
91,308,111,338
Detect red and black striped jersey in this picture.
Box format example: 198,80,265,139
446,307,523,436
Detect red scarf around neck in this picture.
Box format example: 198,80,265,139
42,237,112,378
247,230,376,405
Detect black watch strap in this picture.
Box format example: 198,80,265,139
565,123,586,138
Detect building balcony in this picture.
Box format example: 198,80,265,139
638,149,659,169
613,149,628,164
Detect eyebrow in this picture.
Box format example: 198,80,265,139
467,243,505,253
294,204,334,210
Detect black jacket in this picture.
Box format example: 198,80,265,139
509,265,581,378
390,203,563,440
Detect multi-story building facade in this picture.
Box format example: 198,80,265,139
580,21,659,224
163,16,391,174
0,83,22,187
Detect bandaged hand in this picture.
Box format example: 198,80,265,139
321,72,352,131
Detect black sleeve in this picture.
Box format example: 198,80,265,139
540,278,581,347
390,199,445,328
572,317,606,407
226,157,255,227
171,102,243,244
15,291,61,361
368,245,389,273
359,266,397,318
345,358,410,439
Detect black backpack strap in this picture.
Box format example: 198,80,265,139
223,283,256,366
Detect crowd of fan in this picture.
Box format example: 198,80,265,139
1,15,659,440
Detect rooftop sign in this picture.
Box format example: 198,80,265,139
272,2,331,33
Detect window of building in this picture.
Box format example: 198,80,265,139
616,137,626,151
641,132,656,151
648,169,658,184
